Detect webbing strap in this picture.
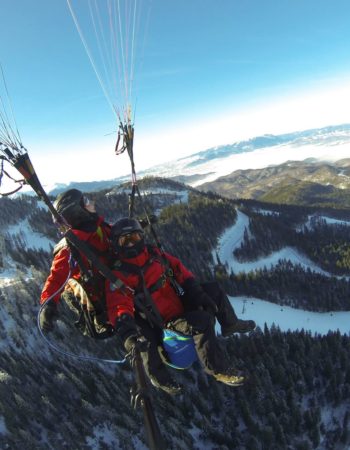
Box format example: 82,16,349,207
63,229,132,294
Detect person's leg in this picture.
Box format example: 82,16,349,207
166,310,244,386
201,281,256,336
134,315,182,395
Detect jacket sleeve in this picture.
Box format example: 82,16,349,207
105,279,135,326
163,251,195,285
40,247,72,304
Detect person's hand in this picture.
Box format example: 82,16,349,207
40,301,58,332
115,315,150,353
115,314,139,351
124,334,139,353
124,335,149,354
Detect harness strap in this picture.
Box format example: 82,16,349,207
147,246,184,297
138,271,164,328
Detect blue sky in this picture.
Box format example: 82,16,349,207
1,0,350,185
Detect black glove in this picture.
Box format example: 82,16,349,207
182,278,218,314
115,314,138,352
40,301,58,333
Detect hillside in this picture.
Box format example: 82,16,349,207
0,178,350,449
199,159,350,207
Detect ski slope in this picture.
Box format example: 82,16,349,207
213,210,350,336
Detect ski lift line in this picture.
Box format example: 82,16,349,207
66,0,118,118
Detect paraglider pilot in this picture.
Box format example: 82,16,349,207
106,217,254,394
40,189,112,336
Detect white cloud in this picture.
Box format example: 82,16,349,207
18,78,350,186
134,79,350,171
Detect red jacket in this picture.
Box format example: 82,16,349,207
105,246,194,325
40,217,111,304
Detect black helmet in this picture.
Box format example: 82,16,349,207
111,217,145,258
54,189,92,228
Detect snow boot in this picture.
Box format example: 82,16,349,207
149,372,183,395
221,319,256,337
213,368,245,387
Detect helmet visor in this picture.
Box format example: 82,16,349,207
118,231,143,247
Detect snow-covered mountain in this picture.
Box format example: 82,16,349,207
40,123,350,195
1,185,350,449
142,123,350,187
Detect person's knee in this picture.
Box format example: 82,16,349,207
200,281,223,303
189,310,215,332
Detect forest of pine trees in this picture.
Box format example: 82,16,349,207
0,186,349,449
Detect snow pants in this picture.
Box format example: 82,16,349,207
195,281,239,329
135,309,230,379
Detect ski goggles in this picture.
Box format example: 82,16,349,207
118,231,143,247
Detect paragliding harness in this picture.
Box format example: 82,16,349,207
115,120,198,370
113,245,198,370
55,237,114,340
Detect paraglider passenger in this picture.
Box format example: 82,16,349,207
40,189,112,336
106,217,247,394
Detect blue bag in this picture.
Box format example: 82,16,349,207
162,329,197,370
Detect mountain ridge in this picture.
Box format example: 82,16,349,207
30,123,350,196
199,158,350,206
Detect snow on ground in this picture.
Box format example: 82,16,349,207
5,218,54,252
85,425,148,450
142,188,189,203
0,267,19,287
319,216,350,226
214,210,331,276
300,214,350,230
216,296,350,336
0,255,28,288
213,209,350,336
253,208,280,216
0,416,7,435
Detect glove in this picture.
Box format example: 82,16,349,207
115,314,138,352
40,301,58,332
124,335,138,353
182,278,218,314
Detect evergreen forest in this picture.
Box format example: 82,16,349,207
0,179,349,449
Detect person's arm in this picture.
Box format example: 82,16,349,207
40,247,72,304
105,279,138,351
162,251,194,284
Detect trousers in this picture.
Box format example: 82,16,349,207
135,309,229,379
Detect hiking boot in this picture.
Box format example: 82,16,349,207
221,319,256,337
149,374,183,395
213,369,245,387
